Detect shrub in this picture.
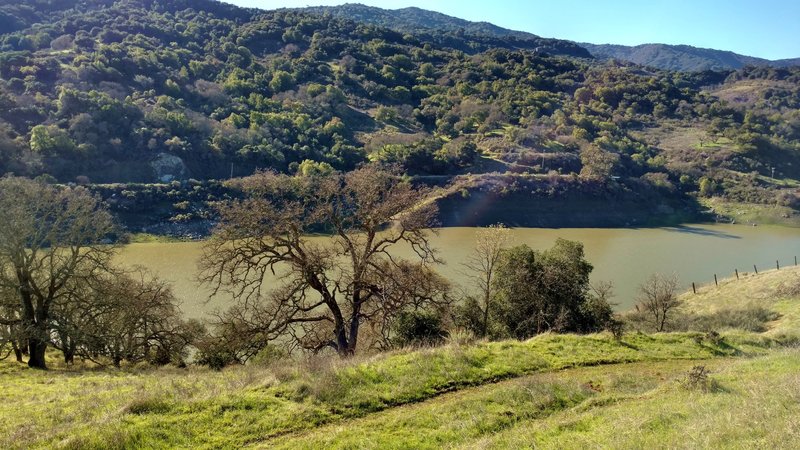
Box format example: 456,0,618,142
607,318,625,341
705,330,723,345
195,335,241,370
393,310,448,348
250,344,288,367
682,365,717,392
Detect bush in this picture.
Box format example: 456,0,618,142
194,335,241,370
250,344,288,367
682,365,719,392
493,240,609,338
393,310,448,347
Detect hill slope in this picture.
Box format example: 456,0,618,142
583,42,800,71
296,3,591,58
1,0,800,231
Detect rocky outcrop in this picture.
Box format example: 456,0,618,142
151,153,188,182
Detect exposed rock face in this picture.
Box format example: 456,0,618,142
151,153,188,182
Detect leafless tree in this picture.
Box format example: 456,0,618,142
0,177,117,369
635,273,681,332
52,269,192,367
200,165,448,358
461,224,510,337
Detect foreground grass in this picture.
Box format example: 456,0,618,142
476,349,800,449
0,332,782,449
267,358,726,449
272,351,800,449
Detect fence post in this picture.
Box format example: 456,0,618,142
735,269,739,280
714,274,718,286
692,282,696,294
777,260,780,270
754,264,758,274
795,256,797,266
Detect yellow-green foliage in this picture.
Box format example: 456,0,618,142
475,350,800,449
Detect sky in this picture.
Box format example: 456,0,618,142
223,0,800,60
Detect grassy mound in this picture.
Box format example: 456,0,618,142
680,265,800,337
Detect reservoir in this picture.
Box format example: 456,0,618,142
117,223,800,318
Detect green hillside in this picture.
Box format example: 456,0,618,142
0,0,799,232
300,4,800,71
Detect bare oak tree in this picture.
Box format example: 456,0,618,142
52,269,192,367
200,165,447,358
461,224,510,337
0,177,116,369
635,273,681,332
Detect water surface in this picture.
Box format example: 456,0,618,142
117,224,800,318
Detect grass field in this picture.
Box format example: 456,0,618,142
700,197,800,227
2,265,799,449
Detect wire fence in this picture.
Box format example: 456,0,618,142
691,256,798,294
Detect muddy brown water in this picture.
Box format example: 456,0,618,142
117,224,800,318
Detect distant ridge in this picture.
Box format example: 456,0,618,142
294,3,592,58
298,3,800,71
582,43,800,72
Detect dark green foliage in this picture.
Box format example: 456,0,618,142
0,0,796,217
493,239,612,338
453,296,507,340
392,310,448,347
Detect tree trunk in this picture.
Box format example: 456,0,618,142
335,325,352,357
27,337,47,369
63,342,75,365
12,339,22,363
481,295,490,338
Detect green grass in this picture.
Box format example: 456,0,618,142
0,332,781,449
3,263,800,448
268,358,721,449
258,350,800,449
700,198,800,227
475,349,800,449
680,265,800,337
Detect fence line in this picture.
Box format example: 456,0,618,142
692,255,798,294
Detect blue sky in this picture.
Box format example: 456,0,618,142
223,0,800,60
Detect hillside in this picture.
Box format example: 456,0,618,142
300,4,800,72
582,42,800,72
296,3,590,57
2,266,799,448
0,0,799,232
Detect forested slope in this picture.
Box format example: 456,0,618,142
1,0,799,228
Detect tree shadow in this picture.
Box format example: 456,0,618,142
662,225,741,239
